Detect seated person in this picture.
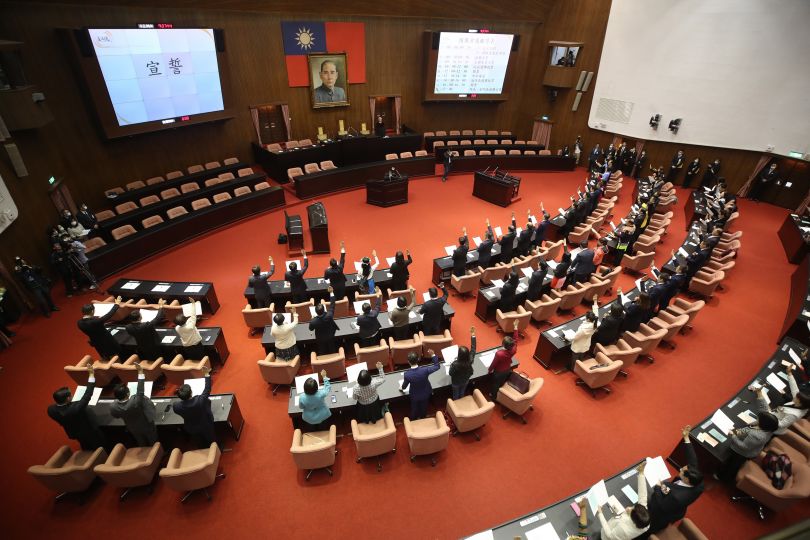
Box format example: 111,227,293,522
597,461,649,540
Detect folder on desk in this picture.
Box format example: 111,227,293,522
295,373,319,394
346,362,367,384
524,522,560,540
353,300,369,314
73,385,102,406
161,335,176,344
386,299,399,311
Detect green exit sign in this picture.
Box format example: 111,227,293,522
788,151,803,159
48,176,56,185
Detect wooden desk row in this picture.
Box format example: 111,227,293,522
110,325,230,364
778,213,810,264
107,278,220,314
779,254,810,345
244,268,394,308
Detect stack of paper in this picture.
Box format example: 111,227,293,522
644,456,671,488
295,374,319,394
184,284,203,293
183,378,206,397
126,381,154,398
737,410,756,424
272,312,292,325
607,495,625,515
161,335,176,344
73,385,102,406
696,432,719,447
711,409,735,435
386,299,400,311
346,362,367,383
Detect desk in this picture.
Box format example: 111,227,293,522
367,176,409,207
662,221,704,274
668,338,807,475
533,287,641,371
95,393,244,442
474,273,552,322
244,268,393,308
108,279,220,314
110,325,230,364
252,134,423,183
88,185,286,280
294,157,433,199
261,302,455,356
473,170,520,207
286,346,516,429
470,460,650,540
105,162,249,206
441,154,575,174
778,213,810,264
683,191,709,231
779,255,810,345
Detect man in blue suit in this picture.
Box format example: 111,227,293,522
401,350,440,419
173,366,215,448
568,240,596,285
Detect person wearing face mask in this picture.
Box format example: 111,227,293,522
14,256,58,317
748,162,779,202
76,203,99,231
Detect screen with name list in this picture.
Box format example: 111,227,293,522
434,32,514,95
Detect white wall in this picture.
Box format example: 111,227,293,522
589,0,810,157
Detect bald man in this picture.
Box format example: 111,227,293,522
314,60,346,103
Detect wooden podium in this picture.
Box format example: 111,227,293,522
472,170,520,207
366,176,409,207
306,202,330,254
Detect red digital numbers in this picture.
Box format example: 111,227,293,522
181,116,190,121
157,23,174,29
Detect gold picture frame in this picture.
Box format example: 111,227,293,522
309,53,349,109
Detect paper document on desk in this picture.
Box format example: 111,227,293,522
445,245,456,256
766,372,787,393
398,378,409,394
466,530,494,540
73,385,102,406
386,299,400,311
295,374,319,394
126,381,154,398
711,409,735,435
93,303,115,317
121,281,141,290
152,284,170,292
184,284,203,293
677,247,689,258
607,495,625,515
353,300,369,315
423,292,431,302
181,302,202,317
737,410,756,425
161,335,176,344
491,279,505,288
139,309,159,323
788,348,803,366
472,236,483,247
183,378,207,397
346,362,367,384
478,351,497,369
621,484,638,504
441,345,459,363
521,267,533,278
494,226,503,237
524,523,560,540
696,432,718,447
586,479,609,515
644,456,671,488
386,257,396,266
409,311,419,320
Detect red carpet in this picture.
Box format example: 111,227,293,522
1,167,807,539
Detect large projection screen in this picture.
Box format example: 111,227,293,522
588,0,810,157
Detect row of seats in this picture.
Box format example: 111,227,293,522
457,149,549,157
384,150,429,160
287,160,337,182
66,353,210,386
104,157,241,198
432,139,538,151
425,130,512,137
265,139,314,153
99,168,256,222
88,181,272,247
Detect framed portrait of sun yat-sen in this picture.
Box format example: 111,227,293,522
309,53,349,109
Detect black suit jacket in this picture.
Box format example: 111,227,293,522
516,227,534,254
47,381,104,449
499,281,518,312
285,258,309,295
77,304,121,358
323,252,346,290
173,375,214,440
109,377,156,440
452,239,469,276
419,287,448,332
499,221,517,262
126,308,164,360
389,254,412,286
356,298,382,338
594,314,624,345
477,238,494,268
249,264,275,303
570,249,596,277
309,296,338,341
648,442,705,532
526,267,547,302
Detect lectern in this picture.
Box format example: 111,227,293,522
366,176,409,207
307,202,330,254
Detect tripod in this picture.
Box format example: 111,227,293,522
67,251,103,294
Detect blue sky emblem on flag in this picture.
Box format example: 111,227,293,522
281,21,326,55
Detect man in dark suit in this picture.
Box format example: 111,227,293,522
451,229,469,278
593,301,625,346
516,215,535,258
533,209,551,249
419,283,448,336
667,150,685,182
323,242,347,300
700,159,721,188
248,256,275,308
76,203,99,232
400,350,441,419
633,150,647,179
568,241,596,285
526,259,549,302
682,158,701,188
77,297,123,360
389,250,413,292
646,426,704,535
477,221,495,269
498,214,517,264
47,365,107,451
125,299,165,361
173,366,215,448
749,162,778,201
286,251,309,303
442,150,457,182
588,144,602,172
110,363,158,446
309,288,339,354
498,271,520,312
357,295,382,347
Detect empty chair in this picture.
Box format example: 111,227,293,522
385,153,398,160
446,140,459,146
524,294,561,325
311,348,346,380
404,412,450,466
479,150,492,156
354,339,390,368
664,298,705,332
474,129,486,136
351,412,397,471
501,140,513,145
646,312,690,348
285,140,300,149
634,233,661,251
145,176,164,186
167,206,188,220
64,354,117,387
265,143,282,152
180,182,200,194
320,160,337,170
463,149,476,156
304,163,321,174
446,389,495,441
160,188,181,200
288,167,304,182
105,187,125,198
473,139,485,144
111,225,137,240
435,130,447,136
649,518,709,540
449,130,460,135
496,377,544,424
501,130,512,135
689,270,724,298
486,139,498,144
234,186,251,197
204,161,221,170
508,149,522,155
160,443,224,502
291,425,337,480
595,339,642,365
538,149,551,156
213,193,232,204
320,296,350,318
487,130,499,135
187,164,204,174
622,325,668,363
298,138,313,146
83,237,107,254
166,170,183,180
192,198,212,210
423,131,435,137
450,270,481,298
552,285,588,312
161,354,212,386
126,180,146,191
544,239,565,261
112,354,164,383
732,458,810,519
432,141,445,150
479,263,509,285
567,223,592,245
494,149,507,155
524,150,538,155
204,178,221,188
139,195,160,207
419,330,453,357
242,303,274,335
28,446,107,501
254,181,270,191
115,201,138,215
389,335,422,368
574,353,625,397
622,251,655,273
257,352,301,394
460,129,473,135
93,442,164,500
223,157,239,165
95,209,116,222
514,140,526,144
495,306,532,335
237,167,254,177
218,172,235,182
400,151,414,159
285,298,315,322
141,215,164,229
459,140,472,146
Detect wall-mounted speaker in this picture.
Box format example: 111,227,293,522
572,92,583,112
581,72,594,92
575,71,587,91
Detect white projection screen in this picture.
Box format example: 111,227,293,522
589,0,810,157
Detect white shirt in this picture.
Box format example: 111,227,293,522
271,313,299,350
175,308,202,347
598,472,649,540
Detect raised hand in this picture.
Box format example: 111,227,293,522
188,296,196,303
427,349,435,357
320,369,328,380
302,249,307,258
157,298,166,307
202,365,211,376
513,320,520,331
470,325,475,336
372,249,377,258
115,296,123,304
375,361,383,370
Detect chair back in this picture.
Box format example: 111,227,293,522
310,348,346,379
257,354,301,385
389,336,421,367
242,304,274,329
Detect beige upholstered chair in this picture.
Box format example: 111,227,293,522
567,224,591,245
552,285,587,312
304,163,321,174
664,298,705,332
287,167,304,182
732,458,810,519
649,518,709,540
573,353,625,396
167,206,189,220
234,186,251,197
112,354,164,383
634,233,661,251
161,355,212,386
622,251,655,273
351,412,397,471
310,348,346,380
496,377,543,423
595,265,622,295
291,425,337,480
389,335,421,368
139,195,160,207
479,150,492,156
355,339,390,368
28,446,108,501
94,443,164,500
145,176,165,186
688,270,724,298
404,412,451,466
320,160,337,170
219,171,235,181
544,239,565,261
126,180,146,191
192,198,212,210
622,325,668,363
166,170,184,180
418,330,453,356
242,303,273,335
414,150,428,157
159,443,225,502
320,297,350,318
64,354,118,387
257,352,300,394
204,178,221,188
385,153,398,160
387,287,416,306
299,138,313,146
265,143,282,152
646,312,690,348
400,151,413,159
223,157,239,165
464,149,476,157
285,298,315,322
479,263,509,285
95,209,116,222
446,389,495,440
595,339,642,366
450,270,481,299
355,287,382,306
495,306,532,336
768,431,810,467
254,181,270,191
213,192,232,204
160,188,181,200
204,161,221,170
524,294,561,325
111,225,137,241
142,215,164,228
91,297,146,322
494,149,507,155
238,167,254,177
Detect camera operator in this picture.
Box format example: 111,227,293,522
59,235,98,291
13,256,58,317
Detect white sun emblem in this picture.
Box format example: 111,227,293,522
296,27,315,50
